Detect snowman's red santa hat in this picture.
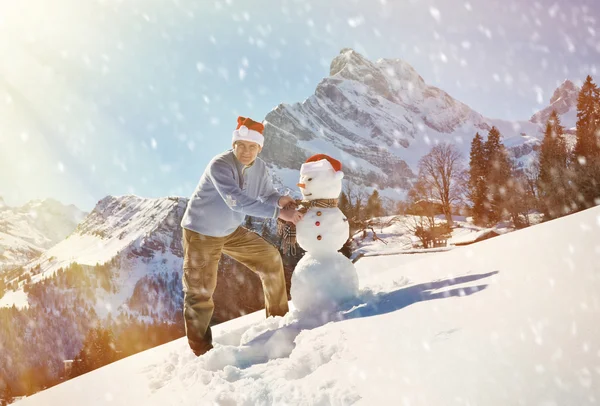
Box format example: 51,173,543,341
300,154,344,179
232,116,265,148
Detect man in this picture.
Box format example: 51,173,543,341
180,116,303,356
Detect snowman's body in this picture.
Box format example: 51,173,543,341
296,207,348,257
290,156,359,313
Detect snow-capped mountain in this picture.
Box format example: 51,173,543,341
0,197,86,272
0,195,284,390
261,49,574,197
530,79,579,131
2,195,278,322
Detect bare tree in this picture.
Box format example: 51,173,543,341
405,178,445,248
454,168,471,214
404,214,451,249
407,177,437,226
417,143,465,225
523,159,540,205
343,182,367,226
505,165,539,229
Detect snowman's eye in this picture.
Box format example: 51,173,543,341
307,178,313,181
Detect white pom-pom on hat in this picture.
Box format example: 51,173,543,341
232,117,264,147
238,125,249,137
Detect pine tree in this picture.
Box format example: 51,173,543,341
538,111,570,219
484,126,512,225
573,75,600,209
468,132,488,225
72,326,117,377
365,190,383,219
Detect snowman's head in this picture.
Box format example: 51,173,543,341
297,155,344,200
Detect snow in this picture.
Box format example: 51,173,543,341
291,252,359,313
0,288,29,309
0,196,185,322
15,205,600,405
0,198,85,271
296,208,348,256
448,226,497,245
26,196,177,276
0,231,41,263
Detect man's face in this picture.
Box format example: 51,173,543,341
233,140,262,165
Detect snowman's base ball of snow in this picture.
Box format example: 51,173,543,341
291,252,359,313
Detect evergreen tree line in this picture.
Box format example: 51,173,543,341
0,307,185,403
469,75,600,225
339,188,384,234
69,317,184,379
468,126,528,227
0,258,184,403
0,301,96,402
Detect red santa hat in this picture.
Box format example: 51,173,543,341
300,154,343,175
232,116,265,147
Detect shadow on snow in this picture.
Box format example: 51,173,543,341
219,270,499,370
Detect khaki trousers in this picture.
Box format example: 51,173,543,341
182,226,289,351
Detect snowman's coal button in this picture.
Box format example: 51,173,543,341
315,221,320,226
317,235,322,240
316,211,322,216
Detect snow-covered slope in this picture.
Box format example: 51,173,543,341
1,195,185,318
18,205,600,405
0,195,288,392
261,48,558,199
1,194,277,321
0,197,86,272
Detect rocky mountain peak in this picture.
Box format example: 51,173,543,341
530,79,580,127
329,48,373,77
75,194,185,241
328,48,396,102
550,79,578,104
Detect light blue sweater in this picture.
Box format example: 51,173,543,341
181,150,281,237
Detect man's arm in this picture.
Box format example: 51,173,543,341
208,158,279,218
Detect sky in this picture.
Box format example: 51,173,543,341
1,0,599,212
14,205,600,405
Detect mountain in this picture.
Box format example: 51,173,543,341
0,195,286,391
530,79,579,131
5,195,276,322
0,197,86,273
15,205,600,405
261,48,546,199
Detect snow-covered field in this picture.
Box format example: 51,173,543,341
16,205,600,405
348,214,530,260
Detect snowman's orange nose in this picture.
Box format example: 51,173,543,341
297,183,306,188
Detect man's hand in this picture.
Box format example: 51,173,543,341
278,195,296,209
278,207,304,225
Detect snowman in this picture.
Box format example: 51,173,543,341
290,154,359,313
